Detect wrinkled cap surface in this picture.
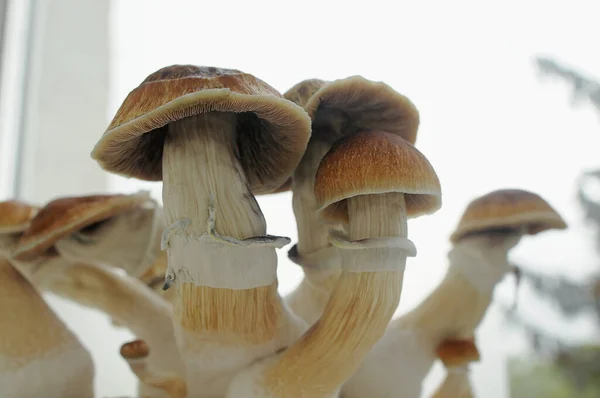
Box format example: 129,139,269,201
13,192,151,261
450,189,568,243
436,338,480,368
120,339,149,359
315,131,441,224
91,65,312,194
0,200,38,233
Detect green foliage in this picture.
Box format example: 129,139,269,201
508,354,600,398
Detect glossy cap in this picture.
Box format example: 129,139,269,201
13,192,150,261
315,131,441,224
450,189,568,243
436,338,480,368
120,339,150,360
92,65,311,194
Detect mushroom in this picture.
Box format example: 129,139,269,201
341,188,567,398
0,258,95,398
282,76,420,326
90,65,311,396
0,200,38,256
226,131,441,397
430,338,480,398
5,198,184,390
120,339,187,398
11,192,164,284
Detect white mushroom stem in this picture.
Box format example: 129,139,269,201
251,192,408,397
285,140,342,325
126,358,187,398
23,259,184,377
162,113,305,394
0,259,94,398
341,232,521,398
430,366,473,398
401,232,521,343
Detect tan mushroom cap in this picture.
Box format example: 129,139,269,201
283,78,328,109
120,339,150,360
304,75,420,145
436,338,480,368
315,131,442,225
450,189,568,243
91,65,311,195
0,200,38,234
12,192,151,261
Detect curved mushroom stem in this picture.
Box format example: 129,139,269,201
285,140,343,325
21,259,184,379
162,113,305,392
236,192,407,397
125,357,187,398
0,259,95,398
430,366,473,398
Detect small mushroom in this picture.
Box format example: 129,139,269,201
12,192,161,279
282,76,420,326
430,338,480,398
0,258,94,398
227,131,441,397
342,188,567,398
120,339,187,398
91,65,311,396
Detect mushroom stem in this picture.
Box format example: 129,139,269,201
127,359,187,398
262,193,406,396
285,141,342,324
163,112,283,339
0,259,95,398
430,367,473,398
36,261,183,372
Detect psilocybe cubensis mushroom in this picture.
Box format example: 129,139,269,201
12,191,164,280
342,188,567,398
226,131,441,397
121,339,187,398
0,200,38,257
430,338,480,398
91,65,311,396
0,258,95,398
282,76,421,326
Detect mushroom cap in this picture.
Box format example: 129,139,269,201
436,338,480,368
91,65,312,194
120,339,150,360
304,75,420,145
450,189,568,243
12,192,151,261
0,200,38,233
314,131,442,224
283,78,329,109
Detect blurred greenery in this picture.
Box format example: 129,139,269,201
506,57,600,397
509,351,600,398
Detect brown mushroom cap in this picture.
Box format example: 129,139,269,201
314,131,442,225
304,75,420,145
91,65,311,194
283,78,329,109
436,338,480,368
0,200,38,233
12,192,151,261
120,339,150,360
450,189,568,243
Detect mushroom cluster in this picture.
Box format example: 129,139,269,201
0,64,570,398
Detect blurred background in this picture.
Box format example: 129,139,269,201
0,0,599,396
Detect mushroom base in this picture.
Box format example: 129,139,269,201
431,368,473,398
